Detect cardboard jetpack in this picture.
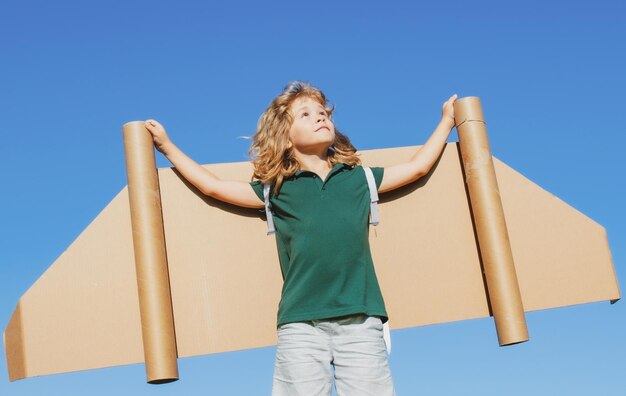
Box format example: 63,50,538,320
3,97,620,383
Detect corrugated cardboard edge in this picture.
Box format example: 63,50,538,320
4,302,26,381
603,227,622,304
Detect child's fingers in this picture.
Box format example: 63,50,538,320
442,95,457,120
145,119,158,129
144,119,165,135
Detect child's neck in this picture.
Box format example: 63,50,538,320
294,150,332,179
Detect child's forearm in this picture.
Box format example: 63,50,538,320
144,119,263,208
160,141,221,195
371,96,457,193
410,116,455,174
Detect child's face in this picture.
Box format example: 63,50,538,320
288,97,335,154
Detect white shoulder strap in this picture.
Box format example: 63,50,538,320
364,168,389,353
263,184,275,235
363,167,379,226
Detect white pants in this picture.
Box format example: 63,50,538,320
272,314,396,396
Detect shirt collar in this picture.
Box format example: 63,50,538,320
294,162,350,177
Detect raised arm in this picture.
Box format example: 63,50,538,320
144,120,264,209
378,94,457,193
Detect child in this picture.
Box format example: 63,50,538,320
145,81,457,396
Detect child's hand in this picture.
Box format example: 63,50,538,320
144,119,172,154
441,94,458,124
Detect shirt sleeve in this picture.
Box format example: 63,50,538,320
371,166,384,190
250,180,265,202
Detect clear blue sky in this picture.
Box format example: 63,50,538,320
1,1,625,395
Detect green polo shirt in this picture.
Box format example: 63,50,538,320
250,163,388,327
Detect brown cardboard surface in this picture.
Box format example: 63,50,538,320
4,142,620,381
454,97,528,345
4,187,144,380
122,122,178,383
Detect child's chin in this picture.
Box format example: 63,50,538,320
312,132,333,141
318,130,335,140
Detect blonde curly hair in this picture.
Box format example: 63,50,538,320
249,81,361,194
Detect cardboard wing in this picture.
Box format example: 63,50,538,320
3,112,620,382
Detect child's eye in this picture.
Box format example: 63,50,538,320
302,112,309,117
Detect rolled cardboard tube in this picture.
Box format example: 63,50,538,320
453,97,529,346
122,121,179,383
